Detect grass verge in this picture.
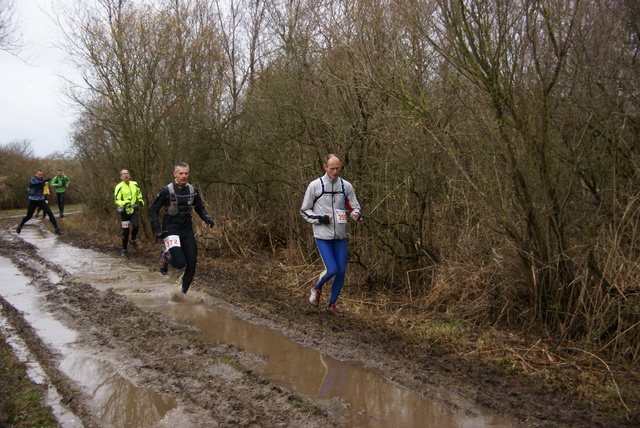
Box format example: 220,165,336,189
0,333,57,427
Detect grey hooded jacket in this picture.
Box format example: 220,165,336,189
300,173,361,240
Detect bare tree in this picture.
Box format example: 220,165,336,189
63,0,226,217
0,0,21,53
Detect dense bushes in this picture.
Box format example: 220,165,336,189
64,0,640,362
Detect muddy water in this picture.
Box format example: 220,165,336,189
15,227,515,427
0,256,177,427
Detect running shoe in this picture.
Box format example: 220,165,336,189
130,239,140,250
54,228,63,235
159,250,170,275
309,286,322,307
121,249,128,257
16,226,21,234
326,303,344,316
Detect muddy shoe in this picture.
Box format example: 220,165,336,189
309,286,322,307
130,239,140,250
326,303,344,316
171,290,190,303
159,250,170,275
16,226,22,234
54,228,63,235
121,249,128,257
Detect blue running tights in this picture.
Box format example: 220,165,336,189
315,238,347,304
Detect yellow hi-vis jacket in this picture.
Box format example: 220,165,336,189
114,180,144,214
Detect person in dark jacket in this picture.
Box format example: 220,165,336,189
149,162,214,295
17,169,62,235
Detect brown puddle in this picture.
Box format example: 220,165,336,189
0,256,177,427
18,227,515,427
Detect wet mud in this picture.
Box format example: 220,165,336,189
1,224,335,427
0,218,634,427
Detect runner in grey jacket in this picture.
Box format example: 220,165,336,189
300,154,361,315
300,174,361,239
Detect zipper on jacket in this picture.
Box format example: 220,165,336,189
331,178,337,239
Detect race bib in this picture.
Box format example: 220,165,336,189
164,235,181,250
335,209,348,224
121,221,130,228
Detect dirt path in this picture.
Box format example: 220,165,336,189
0,218,636,427
1,225,342,427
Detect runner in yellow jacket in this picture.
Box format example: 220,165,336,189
114,169,144,256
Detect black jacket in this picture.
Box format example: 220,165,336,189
149,183,212,235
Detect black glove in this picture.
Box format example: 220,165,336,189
319,215,330,225
155,231,163,242
204,217,214,228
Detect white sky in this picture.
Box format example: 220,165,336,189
0,0,77,158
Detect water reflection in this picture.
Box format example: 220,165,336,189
318,355,349,398
61,356,176,427
136,295,512,428
0,256,176,428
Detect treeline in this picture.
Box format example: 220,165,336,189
60,0,638,361
0,140,78,209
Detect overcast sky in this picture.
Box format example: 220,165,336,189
0,0,76,158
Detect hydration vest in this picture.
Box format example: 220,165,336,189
167,183,195,216
316,177,346,210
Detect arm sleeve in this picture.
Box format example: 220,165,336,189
149,187,168,235
344,182,361,216
135,184,144,205
300,181,326,225
114,184,129,207
193,189,212,222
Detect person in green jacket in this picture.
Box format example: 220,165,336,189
50,169,70,217
114,169,144,256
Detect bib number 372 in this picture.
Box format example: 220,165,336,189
164,235,181,250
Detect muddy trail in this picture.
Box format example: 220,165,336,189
0,218,631,427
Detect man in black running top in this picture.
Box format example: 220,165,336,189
149,162,214,295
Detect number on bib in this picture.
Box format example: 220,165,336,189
335,209,348,224
164,235,181,250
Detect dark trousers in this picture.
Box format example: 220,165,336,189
20,200,59,229
56,192,65,215
120,210,140,249
35,200,48,215
165,231,198,293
